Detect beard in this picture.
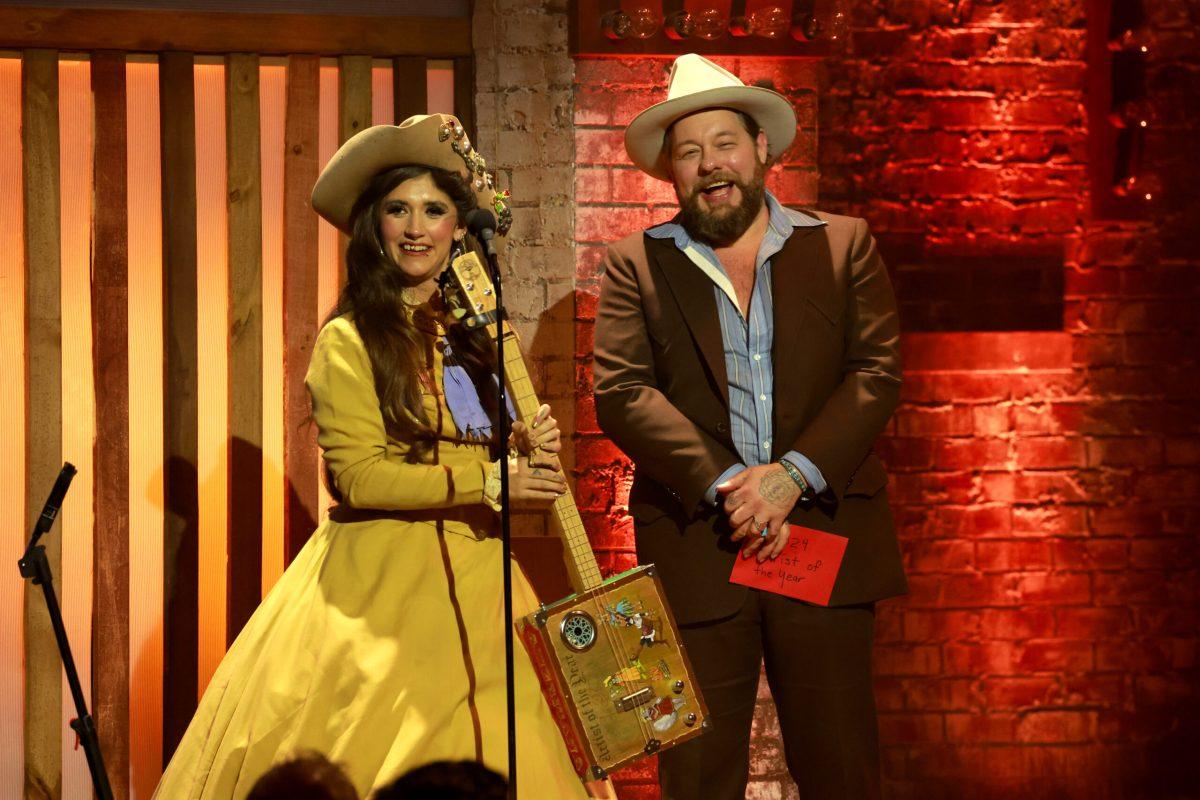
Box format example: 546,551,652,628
677,159,767,247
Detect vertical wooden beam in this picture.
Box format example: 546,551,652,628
225,53,263,645
89,50,130,800
283,55,320,563
338,55,372,142
158,50,199,765
22,47,62,800
337,54,372,285
392,56,427,124
453,57,474,142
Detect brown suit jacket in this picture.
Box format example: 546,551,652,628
593,211,908,624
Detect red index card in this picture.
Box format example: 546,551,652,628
729,526,849,606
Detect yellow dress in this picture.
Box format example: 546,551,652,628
154,315,589,800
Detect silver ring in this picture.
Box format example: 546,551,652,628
759,525,770,538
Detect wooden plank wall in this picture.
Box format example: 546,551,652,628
2,45,471,798
90,50,131,800
158,50,201,764
281,55,320,564
22,47,63,800
225,53,263,646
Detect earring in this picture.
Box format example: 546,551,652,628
450,238,465,262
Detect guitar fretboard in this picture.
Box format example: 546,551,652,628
500,331,604,593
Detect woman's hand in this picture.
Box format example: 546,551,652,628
509,403,563,462
507,455,566,509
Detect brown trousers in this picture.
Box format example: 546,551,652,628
658,591,881,800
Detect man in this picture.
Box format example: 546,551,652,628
593,54,907,799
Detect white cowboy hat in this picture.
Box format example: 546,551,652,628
624,54,797,181
312,113,511,235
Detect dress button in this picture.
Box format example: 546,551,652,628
716,421,729,434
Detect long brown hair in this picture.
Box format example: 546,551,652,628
331,164,500,462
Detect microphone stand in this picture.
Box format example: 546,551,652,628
18,463,115,800
478,229,518,799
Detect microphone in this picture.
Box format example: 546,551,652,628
36,462,76,536
466,208,498,259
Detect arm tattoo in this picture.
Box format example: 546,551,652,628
759,468,798,507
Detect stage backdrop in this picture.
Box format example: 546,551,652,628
0,8,474,797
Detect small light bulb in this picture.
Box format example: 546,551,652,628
1144,193,1152,200
747,6,790,39
627,6,662,39
691,8,727,40
1140,45,1148,52
601,10,632,40
1139,119,1148,127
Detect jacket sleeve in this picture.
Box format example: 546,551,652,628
306,317,491,510
787,217,902,500
593,240,741,513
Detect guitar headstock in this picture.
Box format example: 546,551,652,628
441,250,508,339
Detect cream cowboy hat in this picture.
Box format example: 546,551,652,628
312,113,511,236
624,54,797,181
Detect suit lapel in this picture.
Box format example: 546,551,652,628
645,234,730,407
770,225,830,406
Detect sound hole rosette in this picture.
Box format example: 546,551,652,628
559,610,598,652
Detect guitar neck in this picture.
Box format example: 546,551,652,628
498,330,604,594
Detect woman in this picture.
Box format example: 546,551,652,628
155,114,591,800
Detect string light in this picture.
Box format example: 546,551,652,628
627,4,663,38
691,7,728,40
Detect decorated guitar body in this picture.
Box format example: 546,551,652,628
445,251,710,781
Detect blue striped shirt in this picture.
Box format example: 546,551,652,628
646,191,829,504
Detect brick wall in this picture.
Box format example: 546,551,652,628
473,0,576,544
817,1,1199,795
481,0,1199,795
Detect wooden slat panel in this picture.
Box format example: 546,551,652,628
89,50,130,800
282,55,320,563
453,57,475,143
338,55,372,142
159,50,199,765
392,56,427,124
21,47,62,800
225,53,263,644
0,8,471,58
338,54,371,286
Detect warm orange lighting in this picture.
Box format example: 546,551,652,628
0,56,26,796
126,56,166,799
194,59,230,699
58,55,96,799
318,61,339,520
260,61,286,595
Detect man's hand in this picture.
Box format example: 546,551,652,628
716,464,801,561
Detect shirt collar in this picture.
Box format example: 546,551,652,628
646,190,826,249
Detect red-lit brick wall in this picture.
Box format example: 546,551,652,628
568,1,1199,797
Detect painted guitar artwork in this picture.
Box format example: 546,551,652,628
443,250,710,783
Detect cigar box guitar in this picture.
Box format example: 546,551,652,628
443,251,710,782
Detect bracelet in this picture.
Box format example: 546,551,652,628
778,459,809,495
